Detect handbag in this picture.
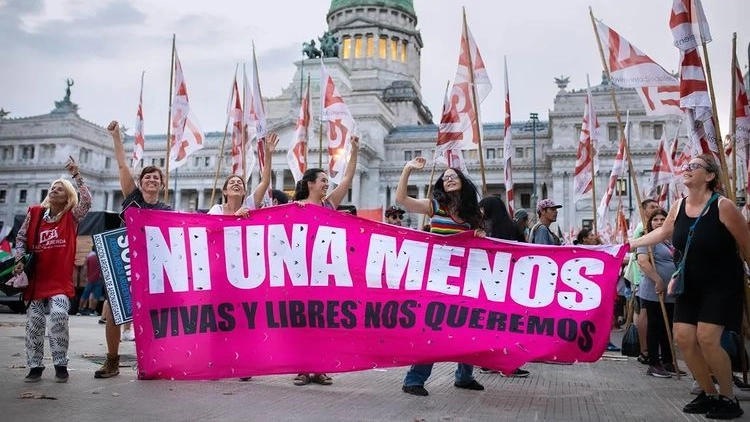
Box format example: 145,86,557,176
0,254,33,295
669,192,719,297
621,323,640,357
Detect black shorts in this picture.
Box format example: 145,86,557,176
674,287,743,330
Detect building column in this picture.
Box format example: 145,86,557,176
174,189,182,211
351,171,361,208
251,170,260,191
274,170,284,192
197,189,205,210
106,190,114,211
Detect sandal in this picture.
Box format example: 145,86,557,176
293,373,311,386
310,373,332,385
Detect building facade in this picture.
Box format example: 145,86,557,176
0,0,720,237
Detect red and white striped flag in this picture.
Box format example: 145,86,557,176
636,86,682,117
573,81,600,201
671,136,690,200
596,120,627,231
320,62,357,184
227,77,244,175
435,148,468,175
287,77,310,183
679,48,717,157
648,133,675,206
131,71,145,170
168,49,204,171
735,56,750,148
502,57,514,217
669,0,712,51
437,18,491,153
242,67,257,177
250,47,271,204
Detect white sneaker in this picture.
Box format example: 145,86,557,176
690,377,720,395
121,330,135,342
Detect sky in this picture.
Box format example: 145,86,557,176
1,0,748,135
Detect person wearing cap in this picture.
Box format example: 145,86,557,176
384,205,405,227
513,209,530,242
529,199,563,245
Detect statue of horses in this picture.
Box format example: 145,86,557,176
302,40,322,59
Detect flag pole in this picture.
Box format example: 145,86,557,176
242,64,248,185
319,64,324,169
585,75,599,235
698,25,731,200
731,33,738,200
210,66,238,208
304,73,311,170
462,8,487,196
591,8,682,377
163,34,176,204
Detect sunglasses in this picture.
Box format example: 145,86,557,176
681,162,706,172
389,215,403,220
442,174,459,182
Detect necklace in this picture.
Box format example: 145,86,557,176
43,208,61,223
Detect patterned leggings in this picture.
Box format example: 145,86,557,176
26,294,70,368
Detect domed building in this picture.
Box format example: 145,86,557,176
0,0,688,238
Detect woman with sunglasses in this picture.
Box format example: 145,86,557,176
396,156,484,396
630,155,749,419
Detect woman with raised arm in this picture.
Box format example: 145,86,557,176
290,135,358,387
208,133,279,216
292,135,359,210
95,120,172,380
629,155,749,419
396,156,484,397
14,157,92,382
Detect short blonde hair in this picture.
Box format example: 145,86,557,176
41,179,78,215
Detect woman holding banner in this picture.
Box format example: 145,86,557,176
630,155,748,419
95,120,172,379
396,156,484,397
208,133,279,216
289,135,358,386
14,157,91,382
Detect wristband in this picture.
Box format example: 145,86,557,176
72,173,80,178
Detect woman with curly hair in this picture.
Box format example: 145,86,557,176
396,156,484,396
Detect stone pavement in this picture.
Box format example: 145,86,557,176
0,309,748,422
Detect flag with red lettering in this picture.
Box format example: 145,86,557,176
679,48,717,157
669,0,711,51
132,71,145,170
593,18,682,117
168,49,204,171
733,54,750,193
320,62,356,184
436,18,491,153
287,78,310,183
573,83,600,201
503,57,514,217
227,78,244,176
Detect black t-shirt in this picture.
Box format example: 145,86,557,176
119,189,172,224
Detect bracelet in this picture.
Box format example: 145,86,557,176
72,173,80,178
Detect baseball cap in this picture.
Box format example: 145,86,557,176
536,199,563,215
385,205,405,217
514,209,529,222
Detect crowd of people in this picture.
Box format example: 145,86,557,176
10,130,748,419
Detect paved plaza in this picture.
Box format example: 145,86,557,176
0,308,748,421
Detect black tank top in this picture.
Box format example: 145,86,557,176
672,196,743,292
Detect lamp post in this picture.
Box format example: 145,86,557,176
529,112,539,206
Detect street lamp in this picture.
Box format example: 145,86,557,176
529,112,539,207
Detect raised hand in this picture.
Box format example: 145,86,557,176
406,157,426,170
264,132,279,154
65,155,79,176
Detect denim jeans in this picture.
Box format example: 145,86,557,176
403,363,475,386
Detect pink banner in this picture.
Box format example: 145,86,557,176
125,205,627,380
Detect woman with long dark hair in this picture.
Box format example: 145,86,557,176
396,156,484,396
479,196,525,242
